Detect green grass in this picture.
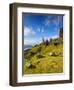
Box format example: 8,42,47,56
24,56,63,74
24,42,63,74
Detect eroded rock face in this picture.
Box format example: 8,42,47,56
48,52,57,56
58,52,63,57
28,64,36,69
26,63,36,69
48,52,63,57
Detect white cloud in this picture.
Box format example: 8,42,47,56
42,35,58,41
45,19,51,26
24,38,40,46
37,38,42,44
37,27,44,33
24,27,35,36
51,35,59,39
24,39,33,45
44,16,62,27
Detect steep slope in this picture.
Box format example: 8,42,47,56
24,38,63,74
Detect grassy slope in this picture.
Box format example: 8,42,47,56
24,43,63,74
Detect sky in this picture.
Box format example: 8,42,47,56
23,14,63,45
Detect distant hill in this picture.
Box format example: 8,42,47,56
24,45,33,50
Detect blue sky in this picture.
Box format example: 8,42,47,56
23,14,63,45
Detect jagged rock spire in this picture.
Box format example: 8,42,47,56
42,37,45,43
59,27,63,38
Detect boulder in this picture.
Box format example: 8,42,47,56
49,52,57,56
58,52,63,56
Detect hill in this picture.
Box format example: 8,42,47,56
24,37,63,74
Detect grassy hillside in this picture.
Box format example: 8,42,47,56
24,38,63,74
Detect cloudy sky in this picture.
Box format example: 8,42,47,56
23,14,63,45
